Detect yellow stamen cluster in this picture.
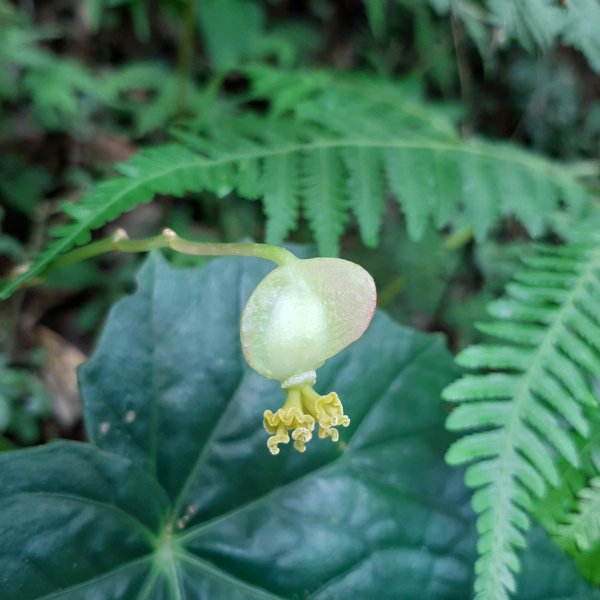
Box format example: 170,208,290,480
263,385,350,455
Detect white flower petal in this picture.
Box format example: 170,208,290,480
241,257,376,382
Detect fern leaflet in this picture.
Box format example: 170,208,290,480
261,153,299,245
302,147,347,258
558,477,600,552
343,146,385,248
533,402,600,585
391,0,600,74
443,241,600,600
489,0,600,72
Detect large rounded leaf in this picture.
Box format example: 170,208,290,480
0,442,168,599
1,253,598,599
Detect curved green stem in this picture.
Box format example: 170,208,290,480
43,228,297,277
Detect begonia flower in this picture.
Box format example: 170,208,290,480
240,257,376,454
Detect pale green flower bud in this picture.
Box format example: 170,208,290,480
240,257,376,454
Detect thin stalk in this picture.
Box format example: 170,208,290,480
564,160,599,179
176,0,195,117
451,10,473,136
42,228,297,278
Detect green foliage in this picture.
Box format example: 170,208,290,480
196,0,266,68
0,0,201,137
1,254,598,598
393,0,600,74
558,478,600,552
488,0,600,71
519,527,600,600
443,240,600,600
84,0,153,40
0,255,470,598
506,56,600,159
85,0,314,68
364,0,387,40
0,1,102,131
0,155,52,266
0,355,50,444
103,63,202,136
533,405,600,585
0,68,592,298
0,154,52,217
3,3,600,596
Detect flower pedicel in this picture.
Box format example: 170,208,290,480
25,226,376,455
241,256,376,455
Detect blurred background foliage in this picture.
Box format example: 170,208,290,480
0,0,598,449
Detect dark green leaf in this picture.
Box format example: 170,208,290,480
1,255,598,599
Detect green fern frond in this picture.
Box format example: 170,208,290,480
0,68,593,298
561,0,600,72
486,0,565,52
533,404,600,585
395,0,600,74
4,144,203,294
245,65,457,137
558,478,600,552
488,0,600,72
444,241,600,600
103,63,201,135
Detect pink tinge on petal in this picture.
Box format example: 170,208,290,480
299,257,376,353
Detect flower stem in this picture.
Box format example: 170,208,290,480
43,228,297,276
